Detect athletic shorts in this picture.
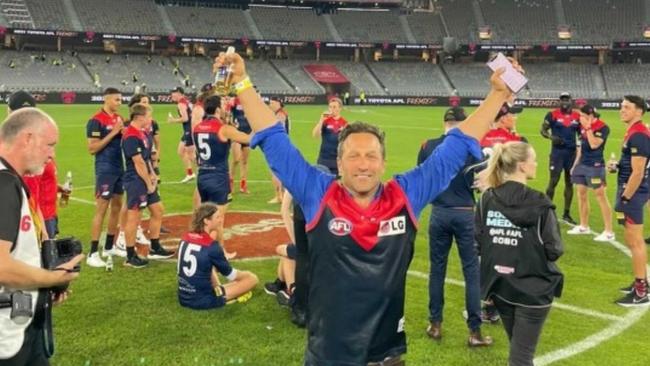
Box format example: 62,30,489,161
549,149,576,172
179,291,226,310
95,174,124,200
571,164,606,188
181,131,194,147
286,244,297,260
124,177,161,210
614,186,649,226
198,174,232,205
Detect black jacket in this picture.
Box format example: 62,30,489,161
475,181,564,307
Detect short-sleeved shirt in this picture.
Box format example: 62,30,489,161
578,119,609,167
0,157,25,246
545,109,580,151
86,109,125,176
317,116,347,169
480,127,525,148
122,125,151,181
618,121,650,194
177,232,236,309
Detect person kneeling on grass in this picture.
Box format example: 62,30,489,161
177,203,258,310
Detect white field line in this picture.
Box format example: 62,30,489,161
407,270,622,322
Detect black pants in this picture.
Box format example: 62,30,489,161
292,204,309,314
0,321,49,366
493,296,551,366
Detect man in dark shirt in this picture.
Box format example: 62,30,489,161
609,95,650,307
417,107,492,347
0,108,82,364
86,88,125,268
214,52,517,365
541,92,581,224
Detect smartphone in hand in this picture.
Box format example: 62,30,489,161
486,53,528,93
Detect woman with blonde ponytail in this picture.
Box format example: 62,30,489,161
475,141,564,366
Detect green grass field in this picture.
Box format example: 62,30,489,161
4,104,650,366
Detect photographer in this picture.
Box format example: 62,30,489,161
0,108,83,365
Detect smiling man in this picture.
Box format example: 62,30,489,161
213,52,517,365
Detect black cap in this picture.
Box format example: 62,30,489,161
559,92,571,100
444,107,466,122
7,90,36,111
170,86,184,94
496,103,523,120
580,104,600,118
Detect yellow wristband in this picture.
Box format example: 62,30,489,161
234,77,253,95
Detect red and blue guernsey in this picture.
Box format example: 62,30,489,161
231,97,251,134
545,109,581,151
178,97,192,135
193,116,230,180
177,232,236,309
317,116,347,172
578,119,609,167
122,125,151,180
250,123,482,365
86,109,124,175
618,121,650,194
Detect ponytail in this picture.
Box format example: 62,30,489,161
484,141,531,188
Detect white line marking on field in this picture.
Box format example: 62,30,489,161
407,270,622,322
533,223,650,365
69,196,96,205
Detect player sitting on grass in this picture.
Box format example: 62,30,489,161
177,203,258,310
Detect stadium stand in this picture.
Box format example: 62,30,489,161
524,63,605,98
79,53,181,92
563,0,645,43
72,0,166,35
245,59,294,94
405,11,447,44
171,56,213,87
442,63,492,97
163,4,252,38
330,9,408,43
0,50,93,92
478,0,558,44
329,61,386,95
250,6,333,41
269,59,325,94
601,64,650,98
369,61,452,96
25,0,74,30
437,0,478,43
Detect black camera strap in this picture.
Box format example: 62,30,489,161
40,291,55,358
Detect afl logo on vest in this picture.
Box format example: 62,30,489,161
328,218,352,236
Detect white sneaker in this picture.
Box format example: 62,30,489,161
136,226,151,246
180,173,196,183
594,231,615,242
86,252,107,268
103,246,126,258
115,231,127,250
567,225,590,235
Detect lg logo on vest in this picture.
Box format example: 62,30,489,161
378,216,406,237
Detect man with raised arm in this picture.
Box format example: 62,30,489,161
214,52,518,365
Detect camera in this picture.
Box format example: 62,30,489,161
0,291,33,324
41,237,83,294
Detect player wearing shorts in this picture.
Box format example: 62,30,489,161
86,88,125,268
194,95,250,259
608,96,650,306
567,104,614,241
168,87,196,183
312,97,347,176
177,203,258,310
541,92,581,224
121,103,173,268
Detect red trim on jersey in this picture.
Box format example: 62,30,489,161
178,97,189,106
581,119,606,137
306,180,410,252
623,121,650,144
122,125,146,142
182,232,214,246
193,117,228,143
323,116,348,133
39,160,58,220
92,109,123,128
551,109,580,127
480,127,522,147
